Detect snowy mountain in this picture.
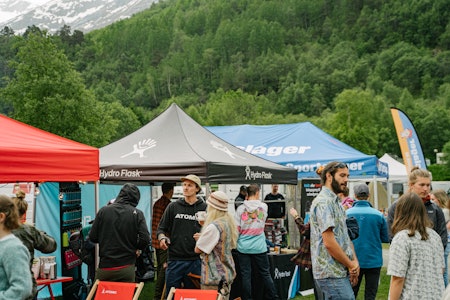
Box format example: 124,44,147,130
0,0,157,34
0,0,48,23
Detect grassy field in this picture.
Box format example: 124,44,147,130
92,244,393,300
136,266,391,300
291,267,390,299
294,243,391,299
138,281,155,299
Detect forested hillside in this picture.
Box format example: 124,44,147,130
1,0,450,177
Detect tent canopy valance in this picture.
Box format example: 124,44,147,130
0,115,99,183
100,104,297,184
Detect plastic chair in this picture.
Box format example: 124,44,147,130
85,280,144,300
167,287,224,300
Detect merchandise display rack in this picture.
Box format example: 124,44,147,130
59,182,83,298
264,199,288,247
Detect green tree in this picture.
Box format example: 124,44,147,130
200,89,261,126
104,101,142,142
0,27,17,86
1,32,115,147
414,100,450,163
54,25,85,60
325,89,389,156
443,141,450,171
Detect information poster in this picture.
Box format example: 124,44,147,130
299,179,321,218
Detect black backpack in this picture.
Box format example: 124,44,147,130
135,245,155,282
69,230,95,266
63,279,88,300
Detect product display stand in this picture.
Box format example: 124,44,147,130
59,182,84,299
265,199,288,247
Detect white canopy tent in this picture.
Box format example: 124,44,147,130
380,153,408,182
380,153,408,207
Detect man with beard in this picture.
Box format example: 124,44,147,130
310,162,359,300
264,184,285,201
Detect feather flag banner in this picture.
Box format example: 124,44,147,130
390,107,427,172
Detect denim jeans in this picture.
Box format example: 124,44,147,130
315,277,355,300
352,267,381,300
237,251,279,300
165,259,201,297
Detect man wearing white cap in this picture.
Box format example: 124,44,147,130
194,191,238,299
156,174,207,298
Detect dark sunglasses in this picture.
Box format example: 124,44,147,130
332,162,348,169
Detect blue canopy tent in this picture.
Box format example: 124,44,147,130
208,122,389,296
206,122,388,179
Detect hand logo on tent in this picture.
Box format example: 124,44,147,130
121,138,157,158
210,140,246,159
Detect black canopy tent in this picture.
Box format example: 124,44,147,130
100,103,297,185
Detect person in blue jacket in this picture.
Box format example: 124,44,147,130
346,183,389,300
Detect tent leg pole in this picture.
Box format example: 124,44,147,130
373,175,379,210
94,180,100,269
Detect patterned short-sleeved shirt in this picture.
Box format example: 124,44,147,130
387,228,444,299
310,187,353,279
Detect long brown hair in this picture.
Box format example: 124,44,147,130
0,195,20,231
392,192,432,240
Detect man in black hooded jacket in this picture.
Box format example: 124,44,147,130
90,183,150,282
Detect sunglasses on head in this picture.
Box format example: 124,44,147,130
332,162,348,169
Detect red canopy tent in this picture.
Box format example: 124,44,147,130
0,114,99,183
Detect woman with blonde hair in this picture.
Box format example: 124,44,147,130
388,192,444,299
194,191,238,299
0,194,33,299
